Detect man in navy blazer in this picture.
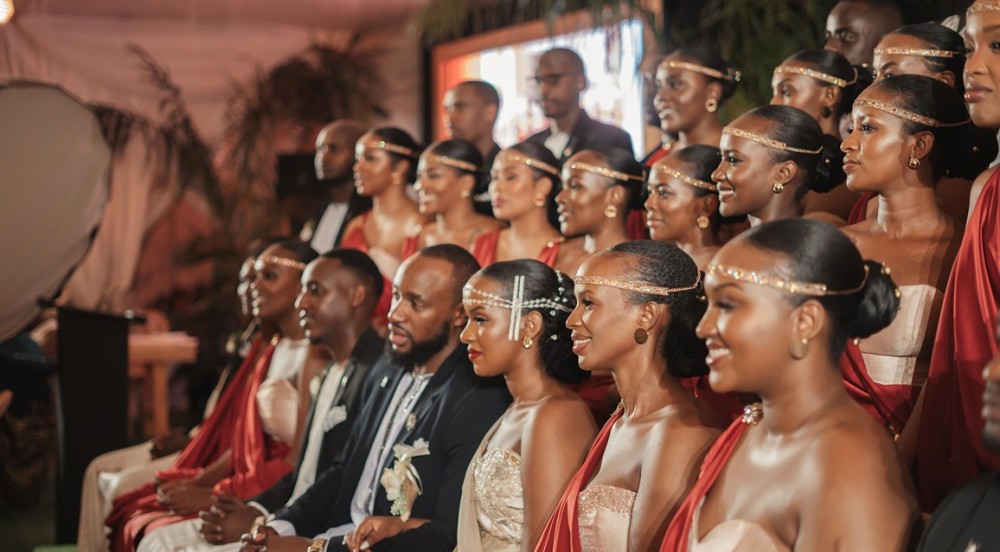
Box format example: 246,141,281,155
244,244,510,552
526,47,634,163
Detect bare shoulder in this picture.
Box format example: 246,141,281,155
645,404,722,461
975,165,1000,188
471,214,504,234
527,395,594,435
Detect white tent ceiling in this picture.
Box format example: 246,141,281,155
14,0,426,30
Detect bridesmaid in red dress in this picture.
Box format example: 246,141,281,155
472,140,572,269
402,139,502,259
340,127,424,325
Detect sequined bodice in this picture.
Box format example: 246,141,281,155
473,448,524,547
578,484,636,551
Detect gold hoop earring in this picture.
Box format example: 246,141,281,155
908,156,921,170
790,338,809,360
604,205,618,219
772,182,784,194
633,328,648,344
696,215,710,229
705,98,719,113
522,335,534,349
533,195,547,208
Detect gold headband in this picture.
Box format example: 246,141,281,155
258,255,306,271
574,271,702,296
498,152,560,177
968,2,1000,15
773,65,857,87
376,140,418,158
853,98,970,128
663,60,740,82
650,163,718,192
567,161,644,183
707,264,868,296
873,47,960,58
722,127,822,155
435,155,479,172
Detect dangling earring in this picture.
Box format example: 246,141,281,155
533,195,547,208
633,328,648,344
790,338,809,360
771,182,784,194
705,98,719,113
604,205,618,219
696,215,710,229
522,335,534,349
460,189,472,199
908,156,921,170
821,106,833,118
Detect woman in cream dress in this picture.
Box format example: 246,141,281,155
454,259,596,552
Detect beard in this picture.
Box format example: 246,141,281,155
387,319,453,370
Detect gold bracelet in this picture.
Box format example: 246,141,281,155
307,538,328,552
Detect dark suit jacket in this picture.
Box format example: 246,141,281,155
526,110,634,164
276,344,510,551
251,329,384,513
300,187,372,251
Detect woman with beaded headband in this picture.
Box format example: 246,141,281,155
711,104,846,227
646,46,739,168
770,48,870,225
554,147,645,275
535,240,725,552
402,140,503,259
107,240,329,551
473,141,576,269
451,259,596,552
341,127,424,279
910,0,1000,512
851,23,999,224
840,76,990,441
660,219,916,551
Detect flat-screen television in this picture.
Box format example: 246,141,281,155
430,13,645,157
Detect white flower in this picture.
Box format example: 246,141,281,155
380,439,431,521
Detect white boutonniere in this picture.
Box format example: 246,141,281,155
379,438,430,521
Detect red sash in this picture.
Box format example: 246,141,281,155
533,409,623,551
400,234,419,261
659,417,750,551
839,341,917,435
106,339,292,550
914,169,1000,510
847,191,877,224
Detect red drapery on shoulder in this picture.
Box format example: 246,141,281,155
839,341,916,436
914,169,1000,511
471,230,561,269
340,211,392,324
659,417,750,551
106,339,292,550
400,234,418,261
847,191,876,225
533,409,622,552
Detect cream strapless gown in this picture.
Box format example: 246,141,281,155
689,498,784,552
577,484,636,551
472,447,523,551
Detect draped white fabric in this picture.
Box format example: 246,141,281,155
0,14,422,314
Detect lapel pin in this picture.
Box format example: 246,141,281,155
380,376,389,388
405,413,417,431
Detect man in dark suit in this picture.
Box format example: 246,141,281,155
300,120,372,253
443,80,501,217
526,47,634,164
135,249,387,550
243,244,509,552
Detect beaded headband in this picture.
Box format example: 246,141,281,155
567,161,645,183
773,65,858,88
376,140,418,159
852,98,970,128
258,255,306,271
873,47,961,59
574,271,702,296
663,60,740,82
497,152,560,177
707,264,868,296
463,273,573,341
722,127,822,155
650,163,718,192
434,155,479,173
968,2,1000,15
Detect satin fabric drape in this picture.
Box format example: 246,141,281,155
915,168,1000,511
532,409,623,552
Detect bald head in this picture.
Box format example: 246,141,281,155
824,0,903,66
315,120,368,181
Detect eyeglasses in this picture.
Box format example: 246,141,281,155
529,72,579,87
